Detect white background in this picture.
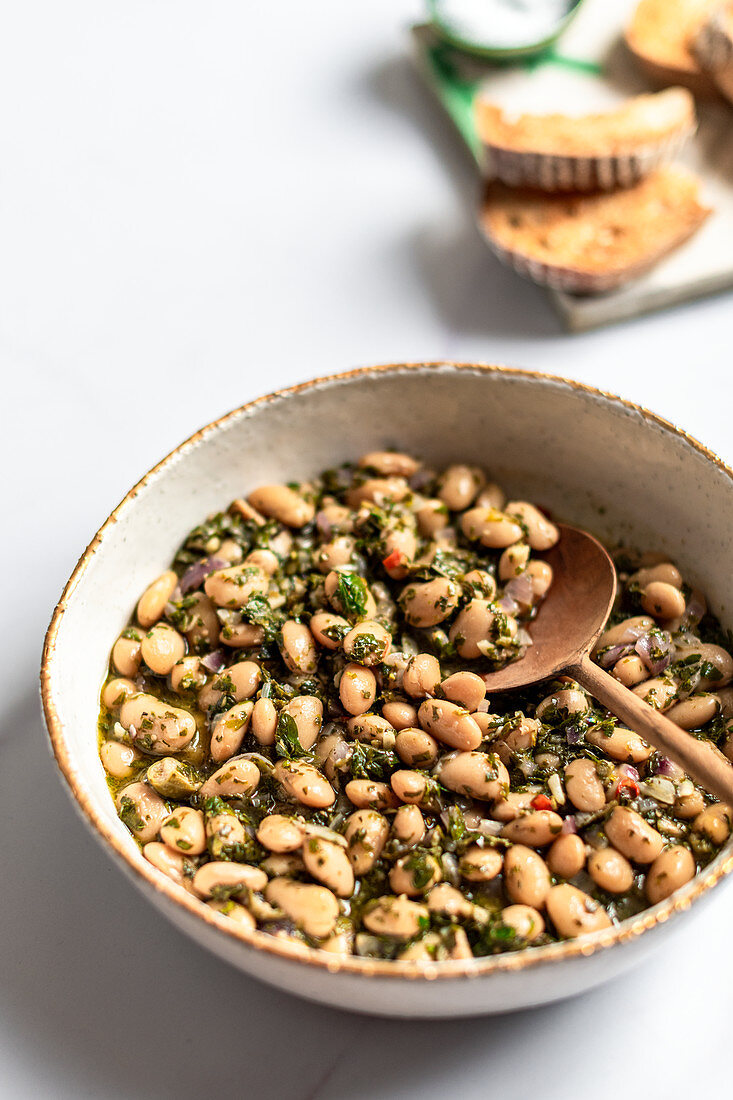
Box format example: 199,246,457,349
2,2,732,1098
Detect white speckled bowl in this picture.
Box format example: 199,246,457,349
41,363,733,1017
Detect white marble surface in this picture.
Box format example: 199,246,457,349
2,2,732,1097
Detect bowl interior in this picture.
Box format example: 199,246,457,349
43,363,733,958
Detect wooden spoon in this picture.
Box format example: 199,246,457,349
483,524,733,806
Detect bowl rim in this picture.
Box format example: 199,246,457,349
40,360,733,983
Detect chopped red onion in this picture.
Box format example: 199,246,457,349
618,763,639,781
409,468,434,492
653,755,677,777
331,741,352,766
683,591,706,627
475,698,491,713
201,649,227,673
635,631,673,675
315,511,332,538
179,555,226,595
477,819,504,837
561,816,578,835
565,726,582,744
598,643,633,670
504,572,534,607
497,594,519,615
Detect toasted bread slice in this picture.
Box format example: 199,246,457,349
694,3,733,102
475,89,696,191
479,165,711,294
626,0,720,96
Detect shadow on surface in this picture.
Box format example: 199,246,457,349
2,688,359,1100
361,54,562,341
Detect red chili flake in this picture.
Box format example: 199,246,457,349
616,777,640,799
530,793,553,811
382,549,403,571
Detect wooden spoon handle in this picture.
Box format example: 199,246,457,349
570,652,733,807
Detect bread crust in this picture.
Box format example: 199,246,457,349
625,0,720,97
478,166,711,294
694,3,733,102
476,89,696,191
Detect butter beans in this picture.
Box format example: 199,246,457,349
247,485,315,528
274,760,336,808
208,900,256,930
437,750,509,802
645,845,696,903
564,758,606,811
389,771,438,809
265,878,339,938
612,654,647,688
309,611,349,650
280,621,318,674
112,632,143,678
536,689,589,721
501,811,563,847
101,739,140,779
504,845,551,908
342,620,391,666
204,564,268,609
417,699,482,751
449,599,496,660
282,695,323,751
102,677,137,710
115,782,168,843
120,693,197,755
184,592,221,650
403,653,442,698
501,904,545,940
546,884,612,938
344,810,389,874
206,809,247,859
303,835,355,897
205,661,261,708
459,845,503,882
499,543,530,581
251,698,277,745
547,834,586,878
346,477,409,507
400,578,460,628
316,536,356,574
395,728,439,768
631,677,678,711
257,814,305,852
358,450,420,478
595,616,655,654
137,570,178,628
588,848,634,893
339,663,377,716
160,806,206,855
585,725,651,763
505,501,559,551
440,671,486,712
416,500,449,538
363,896,429,939
392,804,425,848
693,803,732,844
143,843,195,890
200,756,260,799
427,883,475,921
141,623,186,676
390,853,442,895
605,807,664,864
382,528,417,579
382,700,418,730
438,464,485,511
641,581,686,620
461,507,523,549
665,694,719,730
210,701,254,762
194,861,268,898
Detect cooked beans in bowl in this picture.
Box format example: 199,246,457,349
98,450,733,961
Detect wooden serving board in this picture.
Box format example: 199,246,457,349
410,0,733,331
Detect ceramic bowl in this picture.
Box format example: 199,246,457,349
41,362,733,1018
